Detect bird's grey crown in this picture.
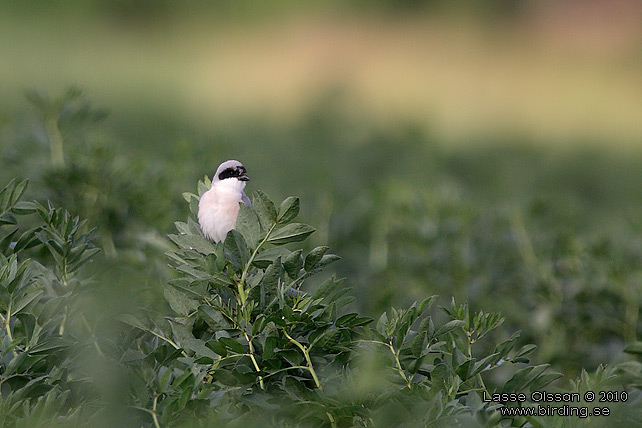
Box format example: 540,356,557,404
214,160,248,182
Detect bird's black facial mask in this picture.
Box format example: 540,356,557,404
218,166,250,181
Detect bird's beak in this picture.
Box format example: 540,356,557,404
239,174,250,181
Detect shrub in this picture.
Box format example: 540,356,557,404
1,177,641,427
118,178,623,427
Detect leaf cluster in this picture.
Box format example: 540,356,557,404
1,176,640,428
0,179,101,427
117,181,606,428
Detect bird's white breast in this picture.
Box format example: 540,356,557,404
198,180,246,242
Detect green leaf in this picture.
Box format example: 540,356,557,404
501,364,550,393
260,258,282,294
433,320,467,338
277,197,299,224
236,203,260,249
263,336,278,359
411,331,427,357
249,260,280,309
182,192,197,203
376,312,389,336
210,273,234,287
165,285,199,316
118,314,149,331
206,340,228,357
495,331,521,356
169,233,216,255
310,328,341,349
68,247,100,272
174,221,191,235
176,264,210,280
253,247,291,269
12,290,44,315
224,230,249,270
6,258,30,294
198,177,211,197
0,179,28,212
0,179,15,211
12,201,38,215
624,342,642,355
0,212,17,226
252,190,277,230
3,353,28,376
314,254,341,270
219,337,245,354
199,305,231,330
311,277,338,300
455,359,474,380
283,249,303,278
268,223,315,245
514,344,537,359
169,320,218,360
530,371,563,390
304,246,329,271
417,295,438,315
189,196,199,216
0,228,18,252
17,313,36,344
9,180,28,207
417,316,432,336
28,337,72,355
471,353,501,376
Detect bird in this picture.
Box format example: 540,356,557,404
198,160,251,242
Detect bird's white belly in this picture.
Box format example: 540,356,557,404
198,188,241,242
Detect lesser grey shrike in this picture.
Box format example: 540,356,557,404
198,160,251,242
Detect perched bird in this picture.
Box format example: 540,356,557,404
198,160,251,242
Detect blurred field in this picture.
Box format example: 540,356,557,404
1,0,641,395
1,1,641,148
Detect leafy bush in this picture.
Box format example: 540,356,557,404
4,91,640,383
0,176,641,427
112,179,640,427
0,179,99,426
2,91,642,427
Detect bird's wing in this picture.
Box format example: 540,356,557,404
241,191,252,208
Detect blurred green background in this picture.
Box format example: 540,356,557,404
1,0,641,381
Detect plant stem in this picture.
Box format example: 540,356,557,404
149,330,187,357
2,309,13,343
238,223,277,305
283,329,323,391
45,115,65,168
467,330,487,392
261,365,310,380
58,312,67,335
359,339,411,388
81,313,105,357
151,393,162,428
388,340,411,388
1,311,17,358
326,411,337,428
244,331,265,390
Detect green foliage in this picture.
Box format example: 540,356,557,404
0,175,640,427
2,92,642,427
4,89,176,263
111,182,639,427
333,177,642,378
0,179,100,427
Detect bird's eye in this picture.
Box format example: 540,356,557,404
218,168,237,180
